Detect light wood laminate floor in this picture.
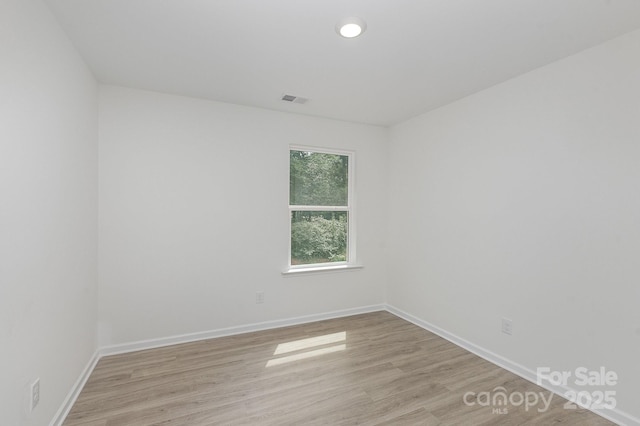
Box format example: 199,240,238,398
64,311,614,425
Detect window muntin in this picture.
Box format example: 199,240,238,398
289,148,353,268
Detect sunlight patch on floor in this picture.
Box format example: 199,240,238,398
266,331,347,367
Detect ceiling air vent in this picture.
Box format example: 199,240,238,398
281,94,308,104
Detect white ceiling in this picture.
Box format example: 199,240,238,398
45,0,640,127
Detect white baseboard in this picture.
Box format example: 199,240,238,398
100,304,385,356
49,350,100,426
385,304,640,426
53,304,384,424
53,304,639,426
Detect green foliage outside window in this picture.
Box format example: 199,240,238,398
290,212,347,264
290,150,350,265
290,150,348,206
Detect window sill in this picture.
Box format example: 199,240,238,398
282,264,363,277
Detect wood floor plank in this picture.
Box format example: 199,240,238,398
63,311,615,425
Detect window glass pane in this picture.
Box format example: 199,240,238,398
291,211,348,265
290,150,348,206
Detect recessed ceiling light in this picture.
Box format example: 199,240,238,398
336,17,367,38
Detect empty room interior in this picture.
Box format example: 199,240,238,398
3,0,640,425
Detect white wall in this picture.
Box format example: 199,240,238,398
98,86,388,345
0,0,98,425
5,2,638,423
388,29,640,420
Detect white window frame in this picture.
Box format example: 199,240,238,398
285,145,359,274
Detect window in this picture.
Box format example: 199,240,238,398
289,146,355,270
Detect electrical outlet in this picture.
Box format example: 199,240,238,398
256,291,264,304
501,318,513,335
30,378,40,412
